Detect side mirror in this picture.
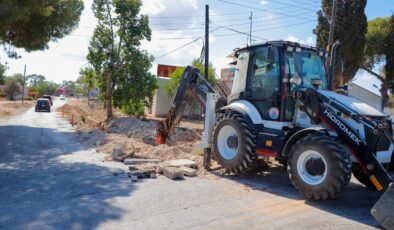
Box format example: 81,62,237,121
290,76,302,86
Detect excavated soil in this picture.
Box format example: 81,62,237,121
58,98,204,164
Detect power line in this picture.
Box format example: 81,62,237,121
211,22,269,41
149,5,318,25
211,19,315,38
154,37,203,60
151,13,316,33
154,27,221,60
241,0,320,12
215,0,314,21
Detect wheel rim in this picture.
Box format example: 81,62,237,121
296,150,327,185
217,125,238,160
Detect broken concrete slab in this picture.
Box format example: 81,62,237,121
128,163,158,179
131,175,139,182
115,152,135,162
162,159,197,168
111,168,125,176
156,163,165,174
142,135,158,146
179,166,196,177
162,166,184,180
112,143,124,159
150,173,157,179
123,158,161,165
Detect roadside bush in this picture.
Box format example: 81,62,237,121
120,99,145,119
24,96,34,100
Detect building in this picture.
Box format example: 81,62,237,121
349,69,383,111
148,64,203,118
220,67,236,90
348,82,383,111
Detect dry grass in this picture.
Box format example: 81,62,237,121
0,99,34,117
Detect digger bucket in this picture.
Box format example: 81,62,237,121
371,183,394,230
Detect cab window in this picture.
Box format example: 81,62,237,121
247,46,280,120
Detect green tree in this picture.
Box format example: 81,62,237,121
360,16,391,104
9,73,24,85
62,80,77,94
363,17,391,68
386,14,394,94
87,0,156,119
0,61,6,85
78,67,97,104
164,59,216,98
0,0,84,58
313,0,367,86
33,81,59,98
27,74,46,86
4,74,24,100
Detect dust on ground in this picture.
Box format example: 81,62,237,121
0,99,34,117
57,97,206,169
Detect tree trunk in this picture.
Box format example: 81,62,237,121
87,88,90,106
106,74,113,119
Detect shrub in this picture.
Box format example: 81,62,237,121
120,99,145,119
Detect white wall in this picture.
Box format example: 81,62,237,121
151,77,173,117
349,83,382,111
148,77,203,118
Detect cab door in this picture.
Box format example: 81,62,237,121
246,46,281,121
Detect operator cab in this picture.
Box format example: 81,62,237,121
230,40,328,122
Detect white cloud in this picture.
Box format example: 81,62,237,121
260,0,268,5
0,0,321,83
212,55,232,77
140,1,166,15
286,36,315,46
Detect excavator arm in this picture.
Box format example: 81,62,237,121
156,66,216,144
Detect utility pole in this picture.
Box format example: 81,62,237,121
249,12,253,45
204,4,209,80
328,0,337,47
203,4,211,170
326,0,338,87
22,64,26,104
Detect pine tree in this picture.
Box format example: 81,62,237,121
313,0,368,86
386,14,394,93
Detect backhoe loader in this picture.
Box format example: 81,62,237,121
157,40,394,229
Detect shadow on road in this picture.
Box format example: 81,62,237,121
0,125,133,229
211,164,382,228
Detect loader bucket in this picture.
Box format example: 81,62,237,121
371,183,394,230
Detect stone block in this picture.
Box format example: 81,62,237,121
162,166,184,180
179,166,197,177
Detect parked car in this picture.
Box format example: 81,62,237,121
35,98,51,112
42,95,53,106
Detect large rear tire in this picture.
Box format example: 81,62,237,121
212,111,257,173
352,164,377,190
287,135,351,200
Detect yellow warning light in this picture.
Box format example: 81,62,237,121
369,175,383,191
266,140,272,147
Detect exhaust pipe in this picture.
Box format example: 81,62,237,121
327,40,341,91
371,183,394,229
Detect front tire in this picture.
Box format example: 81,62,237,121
287,135,351,200
212,111,257,173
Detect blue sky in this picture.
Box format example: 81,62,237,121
1,0,393,89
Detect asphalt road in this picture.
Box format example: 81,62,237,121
0,99,390,230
